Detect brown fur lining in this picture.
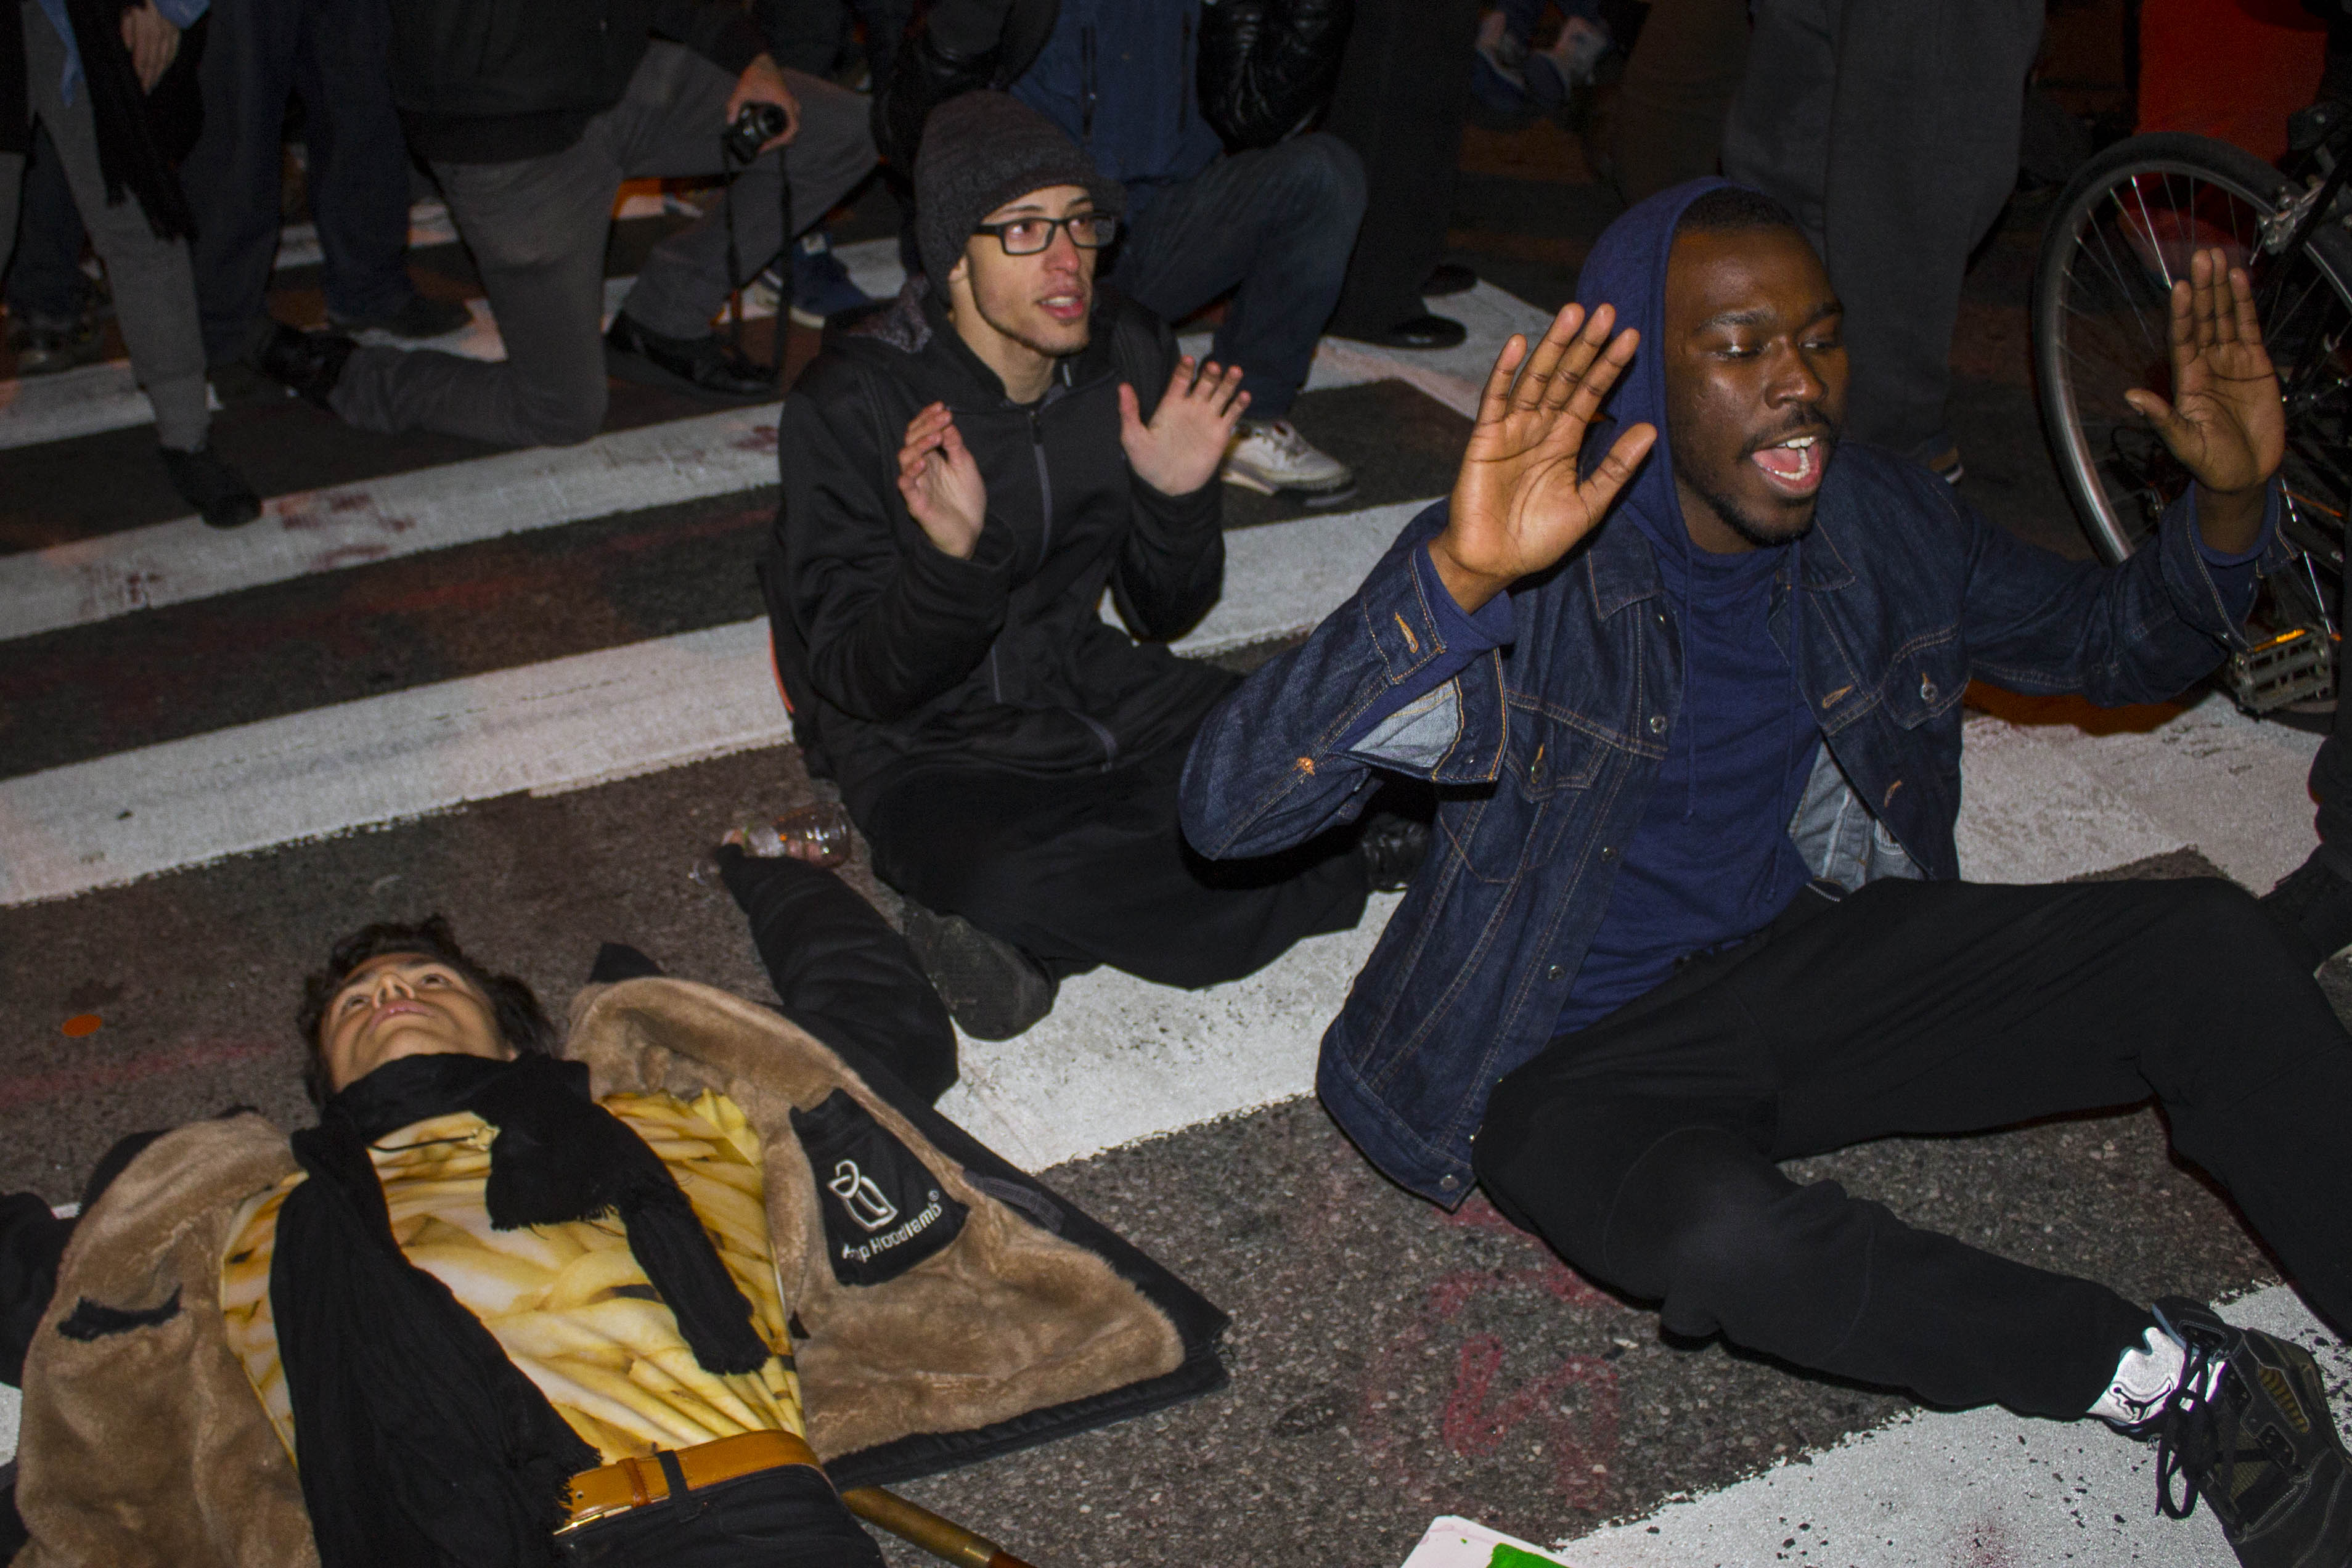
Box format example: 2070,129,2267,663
12,980,1183,1564
566,978,1185,1460
14,1114,313,1568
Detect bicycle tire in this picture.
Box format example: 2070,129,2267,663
2031,131,2352,571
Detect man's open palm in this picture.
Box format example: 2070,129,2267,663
1431,302,1656,611
1119,356,1249,496
897,403,986,558
2124,247,2284,499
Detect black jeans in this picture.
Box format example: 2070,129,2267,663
1474,875,2352,1419
860,744,1373,989
714,847,960,1105
555,1463,883,1567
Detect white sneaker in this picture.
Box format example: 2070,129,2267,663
1221,420,1357,500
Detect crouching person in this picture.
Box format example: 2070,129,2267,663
1,864,1214,1566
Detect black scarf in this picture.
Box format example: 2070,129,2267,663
59,0,199,239
270,1052,772,1568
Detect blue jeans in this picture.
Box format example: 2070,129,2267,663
1109,134,1365,421
177,0,422,361
4,122,88,326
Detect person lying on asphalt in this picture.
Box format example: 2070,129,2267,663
764,93,1425,1042
1179,178,2352,1568
0,849,1183,1566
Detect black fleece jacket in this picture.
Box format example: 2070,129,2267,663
766,281,1235,817
386,0,766,164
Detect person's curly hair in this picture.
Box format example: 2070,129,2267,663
295,915,557,1104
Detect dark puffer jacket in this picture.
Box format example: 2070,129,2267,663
874,0,1352,172
385,0,765,163
765,280,1234,817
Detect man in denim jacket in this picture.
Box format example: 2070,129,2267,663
1180,181,2352,1563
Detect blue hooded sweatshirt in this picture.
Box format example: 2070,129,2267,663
1387,178,1833,1032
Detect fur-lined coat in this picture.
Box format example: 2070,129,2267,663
10,978,1196,1567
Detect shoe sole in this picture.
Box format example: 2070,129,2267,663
900,906,1056,1041
1220,468,1359,507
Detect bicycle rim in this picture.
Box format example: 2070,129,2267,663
2034,137,2352,588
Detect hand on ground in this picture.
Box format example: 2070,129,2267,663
1432,301,1654,612
2125,246,2284,501
1119,356,1250,496
120,1,181,91
897,402,987,558
726,54,801,152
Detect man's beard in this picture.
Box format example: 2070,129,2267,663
1678,430,1839,549
975,291,1090,362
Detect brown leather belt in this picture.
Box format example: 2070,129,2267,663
560,1430,824,1530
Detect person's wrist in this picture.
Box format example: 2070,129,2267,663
2192,477,2268,555
1426,537,1512,615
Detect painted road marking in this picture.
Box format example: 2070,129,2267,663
2,404,783,638
0,499,1434,905
1564,1278,2336,1567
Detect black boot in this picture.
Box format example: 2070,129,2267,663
159,445,263,529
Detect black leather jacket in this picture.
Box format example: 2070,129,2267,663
874,0,1350,170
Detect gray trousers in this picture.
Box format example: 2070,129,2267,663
331,42,874,447
1721,0,2043,461
2,6,210,449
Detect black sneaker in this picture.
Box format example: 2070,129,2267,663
2147,1296,2352,1567
604,312,777,402
1357,812,1432,893
11,314,107,376
2260,849,2352,968
327,292,473,340
159,445,263,529
900,904,1056,1041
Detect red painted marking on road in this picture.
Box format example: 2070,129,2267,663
1441,1336,1621,1507
0,1038,283,1113
59,1014,101,1037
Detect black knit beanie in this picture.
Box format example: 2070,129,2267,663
915,92,1127,287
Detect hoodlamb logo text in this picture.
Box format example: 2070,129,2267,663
836,1186,949,1265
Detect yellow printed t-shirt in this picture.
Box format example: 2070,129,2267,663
221,1088,805,1465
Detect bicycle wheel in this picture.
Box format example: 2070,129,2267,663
2032,132,2352,709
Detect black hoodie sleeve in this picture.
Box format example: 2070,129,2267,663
780,376,1022,722
1108,310,1226,643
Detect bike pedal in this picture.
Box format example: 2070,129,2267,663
2226,626,2335,715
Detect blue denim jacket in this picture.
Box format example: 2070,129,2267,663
1178,444,2271,1206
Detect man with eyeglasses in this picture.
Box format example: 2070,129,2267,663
762,92,1418,1039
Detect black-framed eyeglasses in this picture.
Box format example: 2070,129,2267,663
973,214,1120,256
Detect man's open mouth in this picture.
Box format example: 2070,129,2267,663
1040,292,1087,324
1749,433,1827,497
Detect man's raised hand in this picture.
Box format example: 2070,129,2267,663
897,403,987,558
1119,356,1249,496
2123,245,2284,553
1430,302,1654,612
